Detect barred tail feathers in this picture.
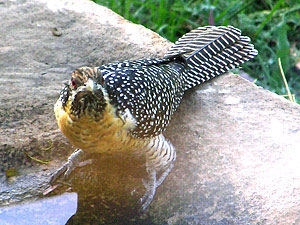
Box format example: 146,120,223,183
164,26,258,89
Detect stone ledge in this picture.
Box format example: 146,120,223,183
1,0,300,224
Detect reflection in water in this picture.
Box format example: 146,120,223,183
0,192,77,225
62,154,156,224
65,193,154,225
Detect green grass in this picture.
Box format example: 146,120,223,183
93,0,300,102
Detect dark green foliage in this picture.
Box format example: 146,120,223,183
93,0,300,102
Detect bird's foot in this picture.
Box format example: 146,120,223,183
139,169,157,212
139,163,173,212
50,149,88,185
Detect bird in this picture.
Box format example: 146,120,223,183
50,25,258,211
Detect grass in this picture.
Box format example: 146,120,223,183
93,0,300,103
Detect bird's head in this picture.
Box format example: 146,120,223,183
58,67,107,121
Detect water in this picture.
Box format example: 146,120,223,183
0,193,77,225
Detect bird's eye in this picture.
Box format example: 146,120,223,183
71,78,77,89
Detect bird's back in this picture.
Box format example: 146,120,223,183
99,26,257,138
100,58,187,138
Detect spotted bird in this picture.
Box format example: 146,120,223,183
50,26,258,211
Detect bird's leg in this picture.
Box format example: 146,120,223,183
139,134,176,212
140,163,174,212
156,163,174,187
50,149,89,185
139,165,157,212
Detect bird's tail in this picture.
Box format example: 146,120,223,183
164,26,258,90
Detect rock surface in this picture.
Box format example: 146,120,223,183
1,0,300,224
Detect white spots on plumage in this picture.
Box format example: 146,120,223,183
99,58,186,138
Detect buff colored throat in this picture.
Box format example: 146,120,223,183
54,98,143,154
